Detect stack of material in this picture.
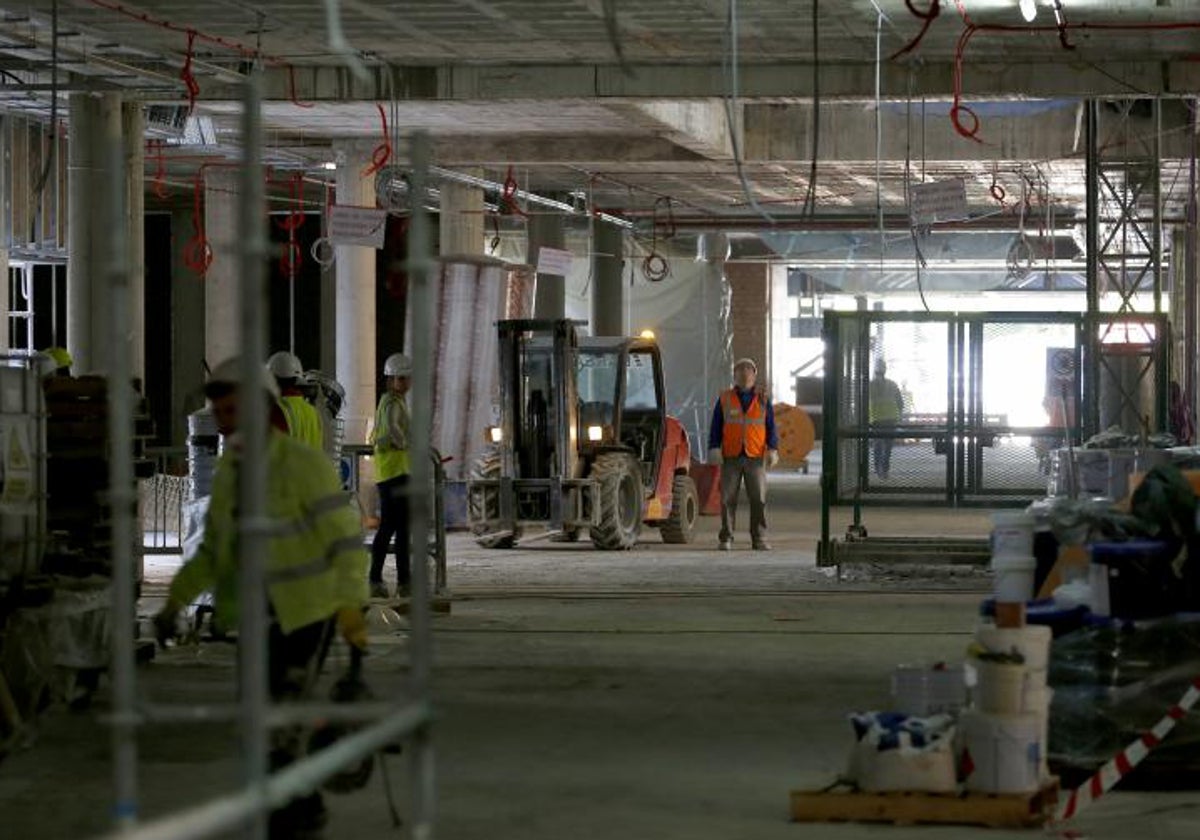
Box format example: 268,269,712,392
0,364,45,586
42,376,153,575
186,407,219,501
964,623,1054,794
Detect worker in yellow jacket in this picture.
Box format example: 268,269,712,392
154,357,368,837
268,351,324,451
370,352,412,600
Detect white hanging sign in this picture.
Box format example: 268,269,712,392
910,178,968,226
328,204,388,248
536,246,574,277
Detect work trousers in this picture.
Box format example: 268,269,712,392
267,616,335,838
719,454,768,543
370,475,410,588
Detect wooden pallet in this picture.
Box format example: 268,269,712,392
789,780,1059,829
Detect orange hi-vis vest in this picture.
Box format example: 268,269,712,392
721,389,767,458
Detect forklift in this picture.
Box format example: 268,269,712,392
467,319,698,549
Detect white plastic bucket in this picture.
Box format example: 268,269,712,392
992,556,1036,603
976,625,1052,672
975,660,1026,714
962,711,1043,794
891,665,967,716
991,511,1035,558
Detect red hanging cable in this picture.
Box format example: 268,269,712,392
180,29,200,114
891,0,941,60
501,165,528,218
86,0,314,109
182,168,213,278
148,139,169,200
362,104,392,177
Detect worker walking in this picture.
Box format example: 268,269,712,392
869,359,905,480
708,358,779,551
370,353,413,600
154,358,369,838
268,351,324,451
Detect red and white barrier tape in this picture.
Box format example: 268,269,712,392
1056,676,1200,821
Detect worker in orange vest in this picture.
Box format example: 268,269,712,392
707,358,779,551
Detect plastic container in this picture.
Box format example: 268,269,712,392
961,711,1043,794
975,625,1052,673
891,665,968,716
975,660,1026,714
991,511,1035,558
993,556,1037,603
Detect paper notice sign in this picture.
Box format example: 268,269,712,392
536,246,574,277
910,178,968,226
328,204,389,248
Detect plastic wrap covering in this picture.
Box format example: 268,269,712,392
187,407,220,501
417,257,534,481
563,235,733,459
0,582,111,719
1048,617,1200,771
0,364,46,583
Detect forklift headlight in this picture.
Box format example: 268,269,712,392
586,425,604,443
487,426,503,444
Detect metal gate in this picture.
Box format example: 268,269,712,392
822,310,1170,511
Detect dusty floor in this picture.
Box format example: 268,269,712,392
2,477,1198,839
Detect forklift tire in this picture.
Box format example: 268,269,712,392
590,453,643,550
660,475,699,544
469,448,517,549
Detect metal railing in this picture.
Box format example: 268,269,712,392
140,447,187,555
101,76,436,839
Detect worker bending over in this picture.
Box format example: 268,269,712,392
708,358,779,551
155,358,368,838
268,351,324,451
370,352,413,600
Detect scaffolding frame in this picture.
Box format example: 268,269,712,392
99,75,437,840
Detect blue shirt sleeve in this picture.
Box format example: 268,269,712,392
764,399,779,450
708,397,724,451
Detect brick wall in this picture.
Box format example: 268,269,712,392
726,261,770,385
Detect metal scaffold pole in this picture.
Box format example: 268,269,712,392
236,69,270,840
405,130,437,840
106,94,138,831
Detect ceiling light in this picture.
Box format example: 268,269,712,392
321,161,336,171
1019,0,1037,22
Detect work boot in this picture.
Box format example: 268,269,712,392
369,581,390,600
718,539,733,551
752,540,772,552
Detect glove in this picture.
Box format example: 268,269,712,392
153,602,182,649
708,447,724,466
337,607,369,651
767,449,780,469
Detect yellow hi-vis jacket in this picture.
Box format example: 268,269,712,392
168,430,368,634
372,392,410,483
279,394,325,451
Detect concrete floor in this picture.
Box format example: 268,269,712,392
2,477,1198,839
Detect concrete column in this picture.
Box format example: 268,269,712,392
727,260,768,378
1,119,8,353
171,205,207,446
439,170,484,258
204,167,241,365
334,142,377,444
123,103,145,383
530,203,567,319
590,219,624,337
67,93,122,374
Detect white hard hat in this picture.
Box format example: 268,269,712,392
384,353,413,378
205,357,282,400
266,351,303,380
734,358,758,374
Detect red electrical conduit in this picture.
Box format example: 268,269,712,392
86,0,314,108
895,0,1200,143
361,104,392,178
